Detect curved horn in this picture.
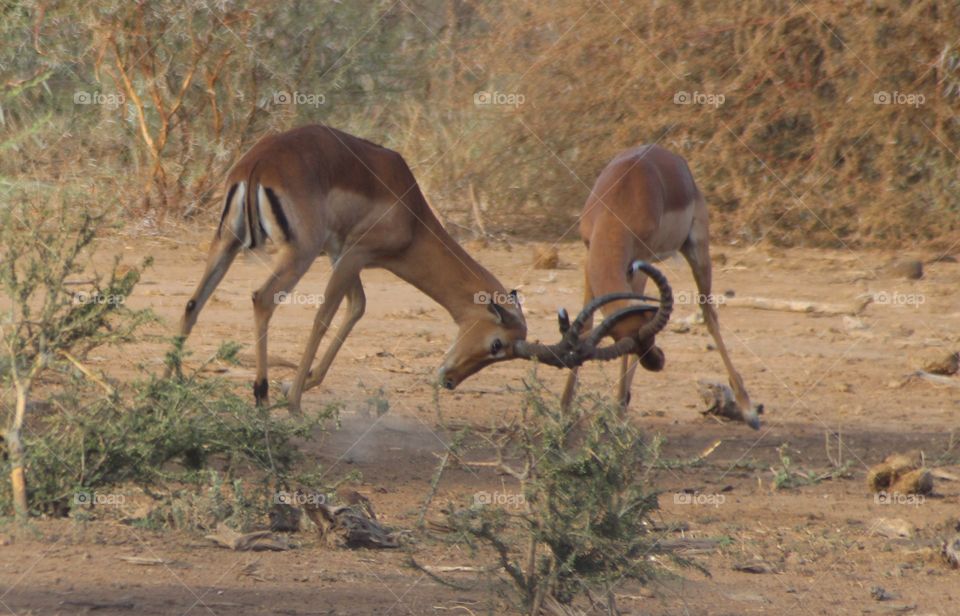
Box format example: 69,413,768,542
511,339,574,368
567,291,660,338
588,260,673,349
584,304,659,345
512,261,673,367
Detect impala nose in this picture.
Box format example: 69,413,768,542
438,367,457,390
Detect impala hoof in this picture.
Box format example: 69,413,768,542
744,404,763,430
279,381,293,397
253,378,269,406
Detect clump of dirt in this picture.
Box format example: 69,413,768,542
867,451,933,495
921,351,960,376
532,244,559,269
299,488,399,549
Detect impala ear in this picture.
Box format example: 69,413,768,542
488,301,509,324
488,295,523,328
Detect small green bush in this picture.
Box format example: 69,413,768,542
421,376,696,614
3,342,335,518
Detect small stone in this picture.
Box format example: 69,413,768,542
871,586,894,601
887,259,923,280
843,316,868,331
870,518,913,539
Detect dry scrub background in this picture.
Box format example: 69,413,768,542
2,0,958,247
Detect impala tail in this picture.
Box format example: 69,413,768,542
217,180,295,250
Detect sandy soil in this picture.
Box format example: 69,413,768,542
2,227,959,615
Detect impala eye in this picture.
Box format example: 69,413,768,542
490,339,504,355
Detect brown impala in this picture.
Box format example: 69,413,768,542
175,125,673,413
562,144,761,429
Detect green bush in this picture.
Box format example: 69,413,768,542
421,376,696,614
2,341,335,519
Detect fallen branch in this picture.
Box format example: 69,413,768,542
62,599,136,611
722,295,871,316
205,527,290,551
931,469,960,482
423,565,487,573
118,556,172,566
907,371,960,388
652,537,725,554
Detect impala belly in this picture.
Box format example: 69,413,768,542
324,187,416,258
633,202,694,260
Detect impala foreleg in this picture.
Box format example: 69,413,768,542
561,275,594,411
681,227,759,429
299,277,365,393
287,258,364,414
615,269,661,410
617,355,639,410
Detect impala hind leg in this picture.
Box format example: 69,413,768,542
251,248,314,406
170,235,242,377
287,257,366,414
680,209,759,429
615,270,665,411
298,277,365,393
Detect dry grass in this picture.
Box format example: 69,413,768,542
2,0,958,248
412,0,960,247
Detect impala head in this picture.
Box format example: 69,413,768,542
439,262,675,390
439,290,527,390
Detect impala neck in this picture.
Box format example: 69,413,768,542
387,212,506,324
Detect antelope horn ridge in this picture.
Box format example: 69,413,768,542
512,261,673,367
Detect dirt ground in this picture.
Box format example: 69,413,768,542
2,227,959,615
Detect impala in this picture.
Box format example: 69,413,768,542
176,125,673,413
561,144,761,429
